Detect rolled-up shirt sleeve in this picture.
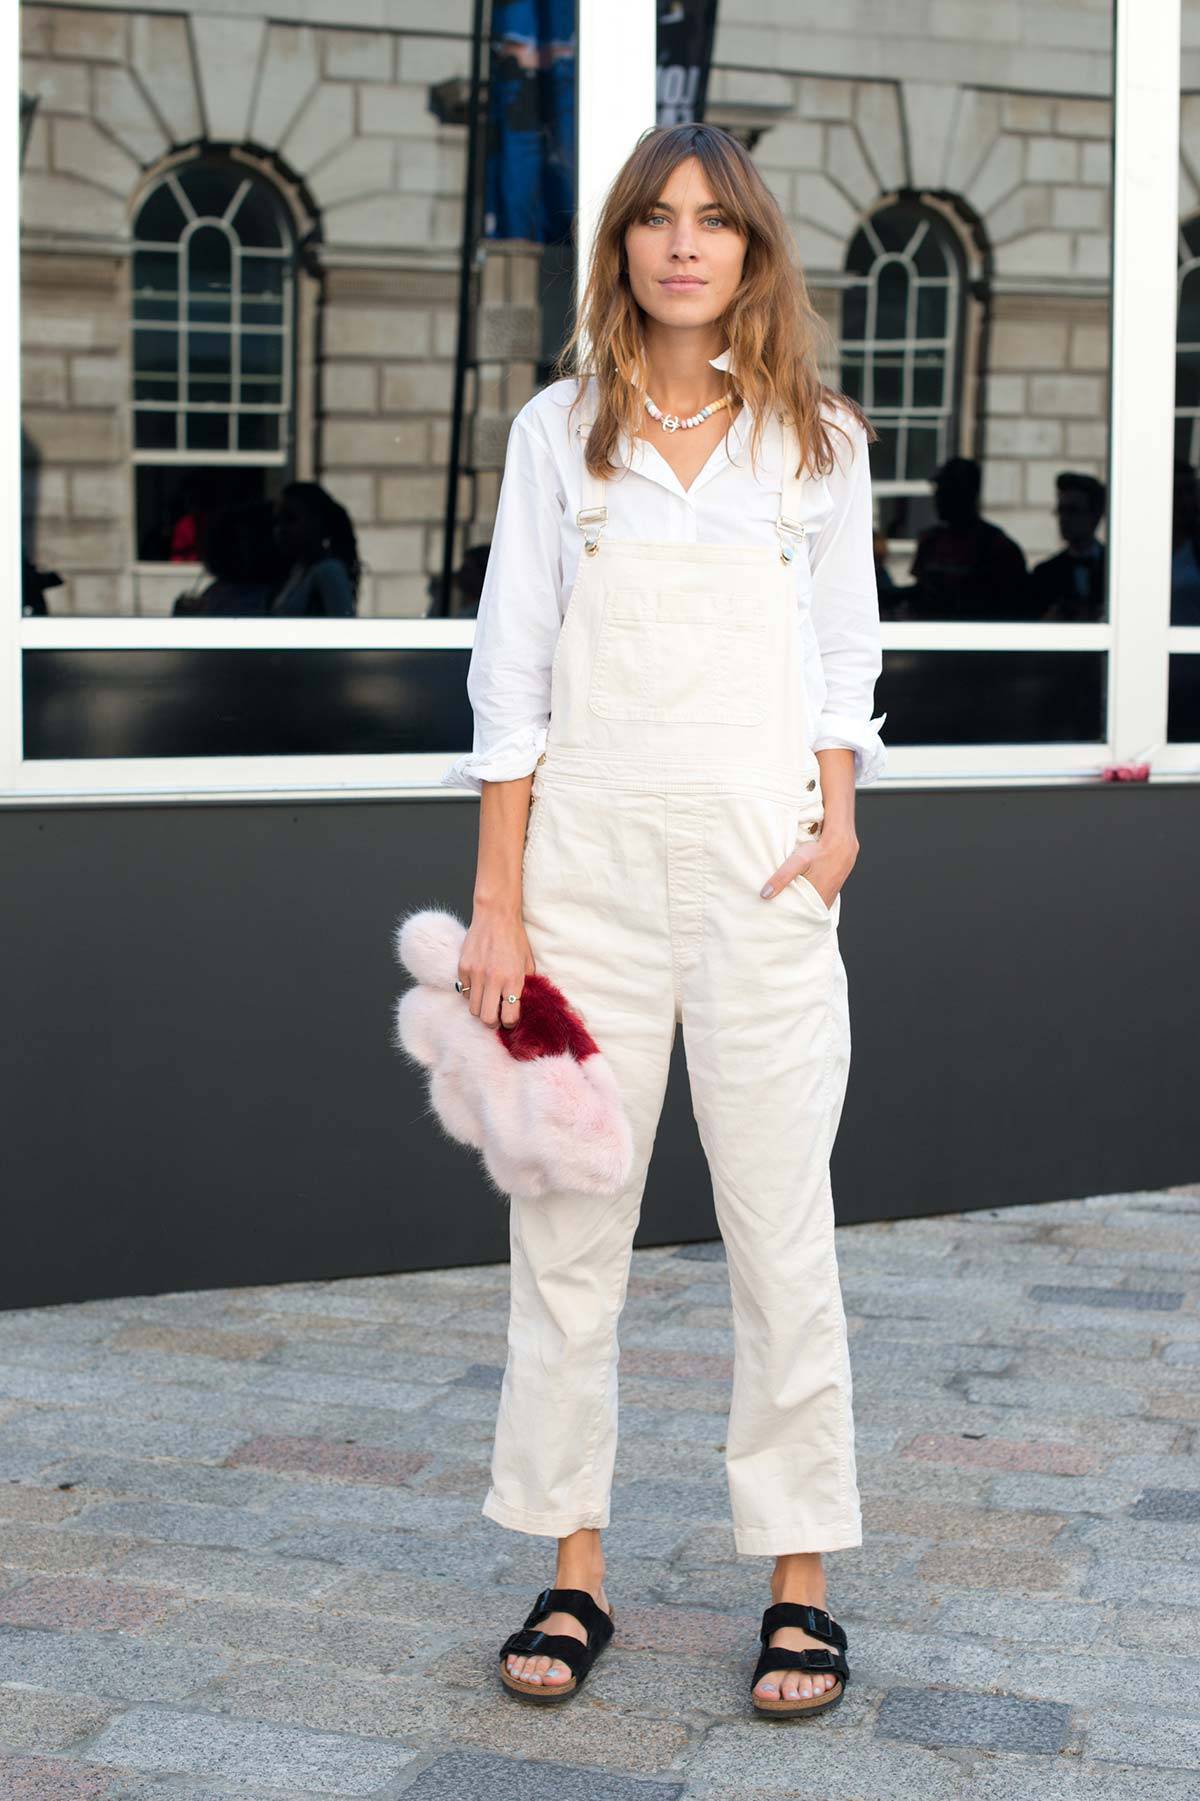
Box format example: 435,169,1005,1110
808,413,889,786
440,412,565,793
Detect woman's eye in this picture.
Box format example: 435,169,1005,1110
643,213,726,227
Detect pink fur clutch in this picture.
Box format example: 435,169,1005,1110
392,907,635,1200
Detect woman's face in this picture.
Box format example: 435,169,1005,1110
623,155,747,338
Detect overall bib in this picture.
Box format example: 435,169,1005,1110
484,403,863,1556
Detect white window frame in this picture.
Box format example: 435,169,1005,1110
2,0,1196,803
841,200,962,492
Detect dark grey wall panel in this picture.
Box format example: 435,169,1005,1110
1,784,1196,1310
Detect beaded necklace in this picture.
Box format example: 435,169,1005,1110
643,390,734,434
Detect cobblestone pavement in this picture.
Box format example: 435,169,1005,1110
1,1186,1198,1799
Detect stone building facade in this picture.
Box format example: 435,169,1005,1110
16,1,1184,617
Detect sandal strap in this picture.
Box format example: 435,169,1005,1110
759,1601,847,1650
524,1585,614,1648
499,1627,590,1676
752,1644,849,1687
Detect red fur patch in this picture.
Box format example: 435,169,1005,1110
496,972,599,1063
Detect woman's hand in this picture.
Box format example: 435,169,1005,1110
760,826,859,911
458,900,536,1031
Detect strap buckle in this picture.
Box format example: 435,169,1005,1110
776,510,809,564
577,504,607,557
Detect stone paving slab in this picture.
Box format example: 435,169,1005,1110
0,1185,1197,1797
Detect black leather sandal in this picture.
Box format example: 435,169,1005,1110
750,1601,850,1719
498,1585,616,1702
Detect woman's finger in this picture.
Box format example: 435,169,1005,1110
499,980,522,1030
759,846,818,899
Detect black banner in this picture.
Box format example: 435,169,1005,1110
657,0,719,125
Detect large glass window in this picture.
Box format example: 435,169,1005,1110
6,1,1195,793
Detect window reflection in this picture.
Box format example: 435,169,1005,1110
18,12,574,625
842,202,962,489
741,9,1112,636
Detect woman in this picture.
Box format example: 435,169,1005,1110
442,123,887,1718
269,481,360,616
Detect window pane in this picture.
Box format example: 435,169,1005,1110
186,226,232,325
23,650,476,756
229,181,287,249
875,261,910,341
1167,655,1200,739
133,181,186,244
238,414,282,454
743,11,1114,642
1177,43,1200,640
241,256,286,329
134,411,177,454
132,250,178,322
17,10,575,644
176,163,242,222
878,651,1107,743
187,331,232,404
186,412,231,453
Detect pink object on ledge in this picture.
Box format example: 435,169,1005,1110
392,907,635,1201
1100,762,1152,782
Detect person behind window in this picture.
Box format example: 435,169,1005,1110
909,455,1028,620
1029,472,1107,623
172,501,288,617
1171,458,1200,625
269,482,360,616
168,472,218,564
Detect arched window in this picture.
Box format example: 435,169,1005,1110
131,157,295,562
1176,215,1200,465
841,201,963,487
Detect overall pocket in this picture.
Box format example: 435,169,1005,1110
779,803,836,921
588,587,768,726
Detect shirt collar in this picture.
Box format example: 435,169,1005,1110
587,348,751,500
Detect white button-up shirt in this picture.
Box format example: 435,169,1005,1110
442,348,888,792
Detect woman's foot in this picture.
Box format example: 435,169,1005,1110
504,1529,608,1689
753,1551,839,1704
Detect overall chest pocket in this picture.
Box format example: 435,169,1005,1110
588,587,768,726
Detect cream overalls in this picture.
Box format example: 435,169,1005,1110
483,397,863,1556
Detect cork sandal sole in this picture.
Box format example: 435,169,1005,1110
752,1675,845,1718
499,1664,580,1702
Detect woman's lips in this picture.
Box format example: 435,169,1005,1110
661,278,705,290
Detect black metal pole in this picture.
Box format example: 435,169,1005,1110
436,0,489,617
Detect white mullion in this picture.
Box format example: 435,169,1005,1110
0,4,20,793
21,619,478,651
576,0,655,340
1,742,1118,807
1108,0,1181,764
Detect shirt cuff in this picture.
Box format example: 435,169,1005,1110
812,711,889,787
439,724,548,794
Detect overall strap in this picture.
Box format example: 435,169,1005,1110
574,387,608,556
775,415,810,564
574,395,808,563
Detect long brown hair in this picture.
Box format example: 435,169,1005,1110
554,123,873,484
